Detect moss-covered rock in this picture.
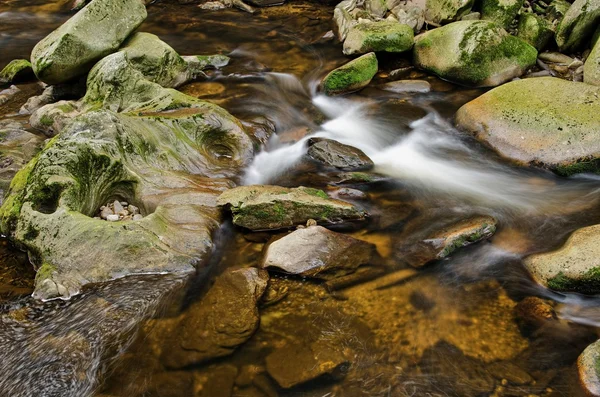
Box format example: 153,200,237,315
578,340,600,397
321,53,378,95
0,121,45,192
425,0,474,24
480,0,523,28
30,0,147,85
524,224,600,294
456,77,600,173
517,13,554,50
343,21,414,55
555,0,600,52
584,34,600,86
545,0,571,24
0,59,34,86
217,185,367,230
413,21,537,87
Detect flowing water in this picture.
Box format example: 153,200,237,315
1,1,600,396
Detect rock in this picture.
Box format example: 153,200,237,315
0,60,34,86
265,339,348,388
321,52,378,96
480,0,523,28
100,207,114,219
366,0,387,17
343,21,414,55
112,200,124,214
538,51,575,64
413,21,537,87
333,0,358,41
578,340,600,397
584,35,600,85
546,0,571,23
132,214,143,221
517,13,554,50
0,121,45,192
306,138,374,170
261,225,375,279
194,364,238,397
20,80,87,115
455,77,600,174
0,86,20,107
182,54,230,73
217,185,367,231
106,214,119,222
425,0,473,24
162,268,268,368
555,0,600,52
514,296,557,334
378,79,431,92
524,224,600,294
391,5,425,32
31,0,147,85
461,11,480,20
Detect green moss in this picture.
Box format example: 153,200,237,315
351,172,374,182
40,114,54,127
57,103,76,113
0,59,33,84
35,262,57,282
481,0,524,28
554,159,600,176
300,187,329,199
322,53,378,96
24,224,39,240
547,267,600,294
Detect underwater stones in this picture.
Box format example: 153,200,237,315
585,37,600,86
378,79,431,92
578,340,600,397
321,52,378,96
30,0,147,85
480,0,524,28
217,185,368,231
0,60,33,86
261,225,375,279
162,267,268,369
425,0,473,24
517,14,554,50
0,121,45,192
306,138,374,170
524,224,600,294
413,21,537,87
343,21,414,55
555,0,600,52
455,77,600,173
514,296,557,334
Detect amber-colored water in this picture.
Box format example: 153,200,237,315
1,1,600,396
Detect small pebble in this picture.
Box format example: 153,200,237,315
133,214,143,221
107,214,119,222
113,200,124,214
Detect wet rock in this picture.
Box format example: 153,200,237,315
378,79,431,93
0,60,33,86
413,21,537,87
425,0,473,24
578,340,600,397
148,371,194,397
162,268,268,368
555,0,600,52
194,364,238,397
524,224,600,294
31,0,147,85
343,21,414,55
329,187,368,200
455,77,600,174
306,138,374,170
488,361,533,385
20,80,86,115
481,0,523,28
584,34,600,86
261,225,375,279
0,86,20,107
517,13,554,50
0,121,45,192
217,185,367,231
515,296,557,334
391,5,425,32
265,339,349,388
321,52,378,96
183,54,230,73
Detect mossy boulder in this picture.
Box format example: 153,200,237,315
30,0,147,85
0,59,34,86
546,0,571,23
578,340,600,397
425,0,474,24
321,52,378,95
455,77,600,174
413,21,537,87
343,21,414,55
480,0,524,28
555,0,600,52
517,13,554,50
524,224,600,294
584,35,600,86
217,185,368,230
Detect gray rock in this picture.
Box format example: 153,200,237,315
307,138,374,170
100,207,114,219
112,200,124,214
425,0,473,24
378,79,431,93
333,0,358,41
391,5,425,32
106,214,119,222
555,0,600,52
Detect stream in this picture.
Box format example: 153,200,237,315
1,1,600,396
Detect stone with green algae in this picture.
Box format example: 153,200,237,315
584,32,600,86
343,21,414,55
0,59,34,86
517,13,554,50
413,21,537,87
425,0,474,25
480,0,524,28
554,0,600,52
321,52,378,96
455,77,600,175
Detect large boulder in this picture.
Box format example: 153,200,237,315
321,53,378,96
585,35,600,86
343,21,414,55
524,224,600,294
413,21,537,86
480,0,524,28
517,13,554,50
425,0,473,24
217,185,367,230
555,0,600,52
31,0,147,85
455,77,600,174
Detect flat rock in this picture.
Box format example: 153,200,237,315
378,79,431,93
343,21,414,55
306,138,374,170
217,185,367,231
261,225,375,279
578,340,600,397
455,77,600,174
162,267,268,368
321,52,378,96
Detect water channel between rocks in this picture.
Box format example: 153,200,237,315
1,1,600,396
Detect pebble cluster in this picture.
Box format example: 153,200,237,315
96,200,143,222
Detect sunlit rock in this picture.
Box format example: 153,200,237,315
425,0,473,24
585,33,600,86
578,340,600,397
321,52,378,96
343,21,414,55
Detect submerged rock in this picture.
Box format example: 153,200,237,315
425,0,473,24
413,21,537,87
455,77,600,174
578,340,600,397
261,225,375,279
0,60,33,86
162,267,268,368
217,185,367,230
306,138,374,170
31,0,147,85
480,0,523,28
554,0,600,52
343,21,414,55
321,52,378,96
524,224,600,294
585,36,600,86
517,13,554,50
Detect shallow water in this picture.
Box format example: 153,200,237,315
1,1,600,396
